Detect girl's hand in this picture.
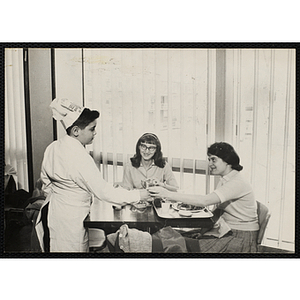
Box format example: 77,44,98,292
155,180,178,192
148,186,170,199
157,181,165,188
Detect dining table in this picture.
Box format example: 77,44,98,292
84,199,219,235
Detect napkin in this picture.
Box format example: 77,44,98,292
203,216,231,238
107,224,152,252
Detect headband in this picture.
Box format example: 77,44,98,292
141,133,158,141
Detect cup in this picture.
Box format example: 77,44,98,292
161,201,170,214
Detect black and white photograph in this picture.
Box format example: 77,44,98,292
1,2,299,299
2,45,297,256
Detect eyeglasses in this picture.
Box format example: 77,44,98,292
140,144,157,153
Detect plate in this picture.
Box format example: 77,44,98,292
172,202,204,213
178,210,192,217
153,201,213,219
131,200,151,211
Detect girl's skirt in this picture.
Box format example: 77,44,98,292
191,229,258,253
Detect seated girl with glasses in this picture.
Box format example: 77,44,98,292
120,133,179,192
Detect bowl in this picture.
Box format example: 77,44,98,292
131,201,149,212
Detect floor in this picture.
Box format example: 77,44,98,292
4,211,294,254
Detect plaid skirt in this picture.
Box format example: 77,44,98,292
190,229,258,253
152,227,258,253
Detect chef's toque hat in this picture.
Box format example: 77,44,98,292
50,98,84,130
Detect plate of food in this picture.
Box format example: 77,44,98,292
153,200,213,219
131,200,151,212
171,202,205,213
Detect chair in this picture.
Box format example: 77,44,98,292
88,228,108,252
4,175,31,229
256,201,271,247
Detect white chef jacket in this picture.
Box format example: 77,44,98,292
35,135,140,252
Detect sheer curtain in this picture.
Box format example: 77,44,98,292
5,48,29,191
82,48,214,194
224,49,295,251
53,48,213,194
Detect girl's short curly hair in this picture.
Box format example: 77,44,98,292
207,142,243,171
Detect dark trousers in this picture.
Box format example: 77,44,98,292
41,203,50,252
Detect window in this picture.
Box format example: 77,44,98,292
5,48,29,191
53,48,295,251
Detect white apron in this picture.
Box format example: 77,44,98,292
36,135,140,252
35,188,92,252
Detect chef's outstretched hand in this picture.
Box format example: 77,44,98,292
139,189,151,200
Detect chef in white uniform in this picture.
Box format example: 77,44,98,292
36,98,149,252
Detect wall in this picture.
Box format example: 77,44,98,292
28,49,54,185
54,48,83,139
